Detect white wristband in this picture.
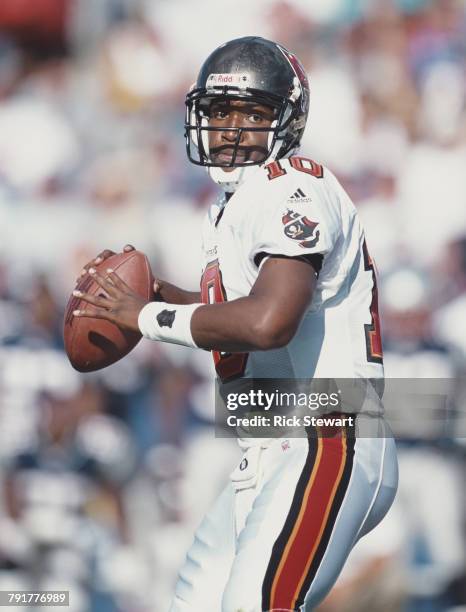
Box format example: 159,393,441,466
138,302,202,348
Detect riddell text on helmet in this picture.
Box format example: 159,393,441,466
207,73,250,86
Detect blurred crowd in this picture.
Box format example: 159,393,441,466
0,0,465,610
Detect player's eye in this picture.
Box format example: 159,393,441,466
212,109,229,120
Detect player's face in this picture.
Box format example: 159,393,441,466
208,99,276,170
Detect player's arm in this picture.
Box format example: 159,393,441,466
74,255,316,352
192,256,315,351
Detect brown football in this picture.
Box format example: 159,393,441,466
64,250,154,372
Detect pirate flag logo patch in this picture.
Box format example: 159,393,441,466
282,209,320,248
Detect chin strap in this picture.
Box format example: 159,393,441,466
207,165,254,192
207,142,298,193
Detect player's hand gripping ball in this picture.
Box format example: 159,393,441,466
64,249,154,372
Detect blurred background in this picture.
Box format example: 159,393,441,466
0,0,465,610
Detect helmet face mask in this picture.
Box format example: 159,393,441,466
186,88,297,168
185,37,309,170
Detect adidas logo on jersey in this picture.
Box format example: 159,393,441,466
287,188,312,203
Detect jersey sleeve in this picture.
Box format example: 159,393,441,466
249,173,341,270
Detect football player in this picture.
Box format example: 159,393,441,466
74,37,398,611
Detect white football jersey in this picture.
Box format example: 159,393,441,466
200,156,383,383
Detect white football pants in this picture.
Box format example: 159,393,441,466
169,423,398,612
